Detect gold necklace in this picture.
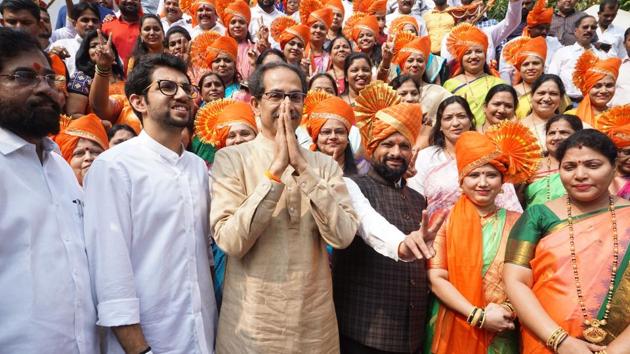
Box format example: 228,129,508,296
545,156,552,201
566,195,619,344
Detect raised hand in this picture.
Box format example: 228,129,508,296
381,34,395,67
269,100,290,177
403,148,419,179
94,30,115,68
283,99,308,174
49,46,70,60
398,209,447,260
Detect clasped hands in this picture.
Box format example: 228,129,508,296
268,99,308,178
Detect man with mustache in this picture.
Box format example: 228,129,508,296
549,0,586,45
0,27,99,353
83,53,217,354
101,0,141,70
333,102,442,354
210,62,358,353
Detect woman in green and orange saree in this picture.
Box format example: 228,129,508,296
504,129,630,354
426,121,541,354
524,114,583,207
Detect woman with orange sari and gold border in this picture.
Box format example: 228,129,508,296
504,129,630,354
427,121,541,354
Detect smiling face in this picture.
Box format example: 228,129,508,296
225,123,257,146
397,0,414,14
440,102,472,145
74,9,100,38
88,37,100,63
164,0,183,22
229,16,248,41
346,57,371,93
532,80,561,119
357,30,376,52
484,91,515,125
200,74,225,102
371,132,413,182
196,4,217,29
396,80,420,103
560,145,615,203
70,138,104,184
166,32,189,59
211,53,236,84
402,52,426,81
310,21,327,43
575,17,597,46
140,17,164,51
461,164,503,209
588,75,616,110
316,119,349,157
462,45,485,75
520,55,544,84
284,38,305,64
617,147,630,176
330,37,351,65
545,119,576,156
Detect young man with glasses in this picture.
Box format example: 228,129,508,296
82,53,217,354
210,62,359,352
0,27,99,353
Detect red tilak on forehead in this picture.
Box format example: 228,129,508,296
32,62,42,70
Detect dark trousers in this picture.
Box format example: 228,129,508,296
339,334,421,354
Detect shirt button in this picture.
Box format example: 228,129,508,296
301,182,306,188
410,279,416,286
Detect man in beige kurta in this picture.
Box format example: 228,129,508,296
210,62,359,353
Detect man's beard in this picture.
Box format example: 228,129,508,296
0,95,61,138
120,3,139,17
372,156,409,183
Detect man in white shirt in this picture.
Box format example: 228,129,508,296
159,0,192,33
596,0,626,58
0,28,98,353
548,14,609,100
610,28,630,105
248,0,281,45
50,2,101,75
190,0,224,39
83,53,217,354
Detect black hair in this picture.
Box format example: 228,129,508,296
308,72,338,94
575,14,596,28
325,35,352,54
343,52,372,95
249,61,307,99
255,48,286,67
0,0,40,20
531,73,566,97
429,96,476,148
484,83,518,108
545,114,583,135
599,0,619,12
389,74,420,90
556,129,617,165
0,27,45,73
107,124,137,140
125,53,189,116
625,27,630,41
164,25,191,45
75,30,125,79
198,71,225,89
130,14,164,61
342,145,359,176
70,2,99,21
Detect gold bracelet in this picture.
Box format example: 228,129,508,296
471,308,483,327
553,331,569,353
466,307,478,324
546,327,567,350
478,309,486,328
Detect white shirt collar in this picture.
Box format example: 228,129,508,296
0,127,57,155
137,130,184,163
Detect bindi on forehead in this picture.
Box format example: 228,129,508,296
32,62,42,71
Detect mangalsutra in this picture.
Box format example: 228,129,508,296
566,195,619,344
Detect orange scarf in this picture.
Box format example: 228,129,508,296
573,50,621,126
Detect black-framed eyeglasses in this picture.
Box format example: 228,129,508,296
145,79,198,99
262,90,306,103
0,70,65,88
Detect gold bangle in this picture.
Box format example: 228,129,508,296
553,331,569,352
546,327,567,350
264,170,282,183
471,308,483,327
466,307,478,324
478,309,486,328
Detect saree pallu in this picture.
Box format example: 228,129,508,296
443,75,505,127
525,172,565,207
427,206,521,354
507,206,630,353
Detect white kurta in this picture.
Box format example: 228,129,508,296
83,131,217,354
0,128,98,353
547,43,609,99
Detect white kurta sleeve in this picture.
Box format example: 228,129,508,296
485,0,523,48
83,159,140,327
343,177,407,261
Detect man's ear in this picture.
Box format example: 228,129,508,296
129,93,148,116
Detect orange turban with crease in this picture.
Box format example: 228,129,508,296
573,50,621,126
222,0,251,27
446,23,489,75
390,15,419,36
354,0,387,16
525,0,553,36
194,99,257,149
325,0,345,17
393,34,431,70
502,36,547,83
53,113,109,163
594,104,630,149
271,16,311,49
305,96,356,151
207,36,238,63
351,14,379,43
433,121,540,354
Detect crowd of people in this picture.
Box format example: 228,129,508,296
1,0,630,351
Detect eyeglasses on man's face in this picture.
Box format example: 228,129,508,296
145,79,199,99
261,90,306,103
0,70,65,89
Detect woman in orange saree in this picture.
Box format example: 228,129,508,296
504,129,630,354
427,121,541,354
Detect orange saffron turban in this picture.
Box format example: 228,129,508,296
325,0,345,17
502,36,547,83
301,0,334,28
190,0,216,27
526,0,553,28
354,80,421,158
190,31,222,69
303,93,356,150
53,113,109,163
573,50,622,126
271,16,311,49
393,32,431,69
446,23,488,75
207,36,239,64
221,0,251,27
595,104,630,149
432,121,540,354
194,98,257,149
390,15,419,36
354,0,387,16
351,14,380,43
